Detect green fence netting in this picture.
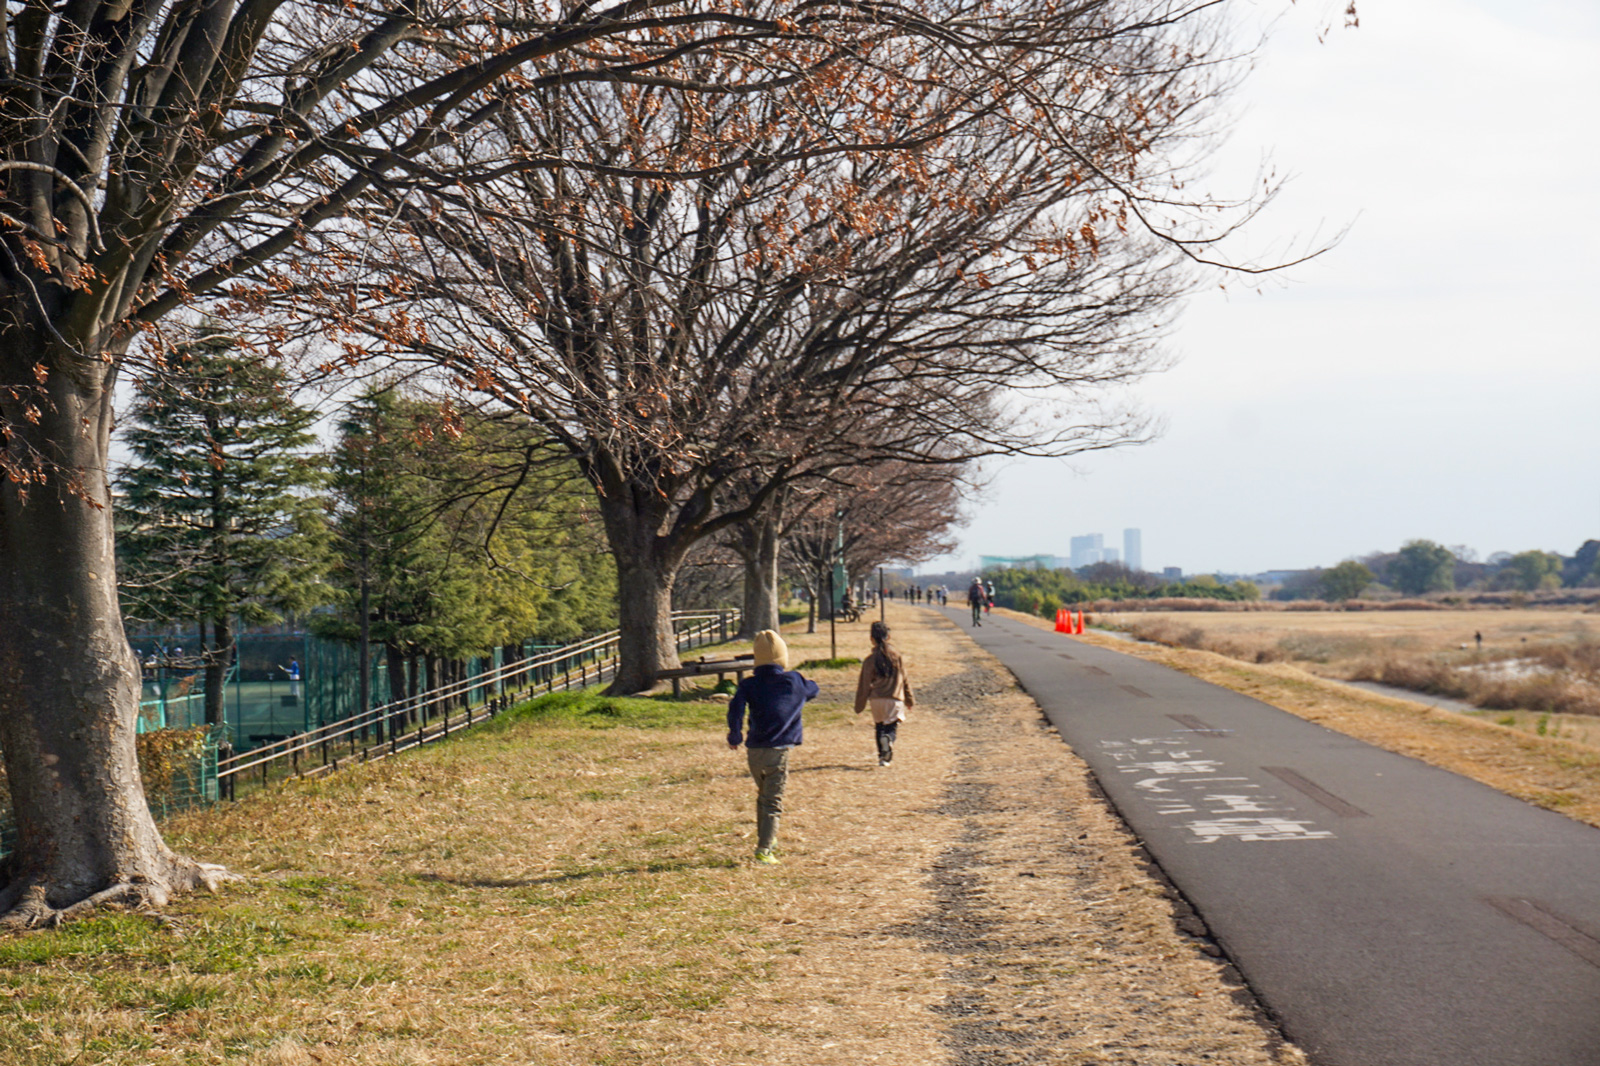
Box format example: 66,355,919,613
132,633,396,752
130,633,560,753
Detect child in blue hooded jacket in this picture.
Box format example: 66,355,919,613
727,630,819,864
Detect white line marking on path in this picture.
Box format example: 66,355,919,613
1100,736,1336,844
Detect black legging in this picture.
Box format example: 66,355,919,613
875,721,899,763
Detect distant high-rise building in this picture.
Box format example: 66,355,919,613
1123,528,1143,573
1069,533,1103,570
1102,548,1120,564
1163,566,1183,580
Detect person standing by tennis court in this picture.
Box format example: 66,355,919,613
854,621,915,767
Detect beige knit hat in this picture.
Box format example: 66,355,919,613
752,630,789,669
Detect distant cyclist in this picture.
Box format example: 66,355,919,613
967,578,987,627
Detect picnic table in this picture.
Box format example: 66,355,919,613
655,653,756,697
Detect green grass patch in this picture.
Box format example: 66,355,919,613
796,657,861,671
490,688,726,731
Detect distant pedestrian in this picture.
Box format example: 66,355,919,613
1475,631,1483,651
985,581,996,615
727,630,819,865
855,621,915,767
967,578,987,626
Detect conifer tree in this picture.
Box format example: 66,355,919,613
319,388,614,709
116,332,328,727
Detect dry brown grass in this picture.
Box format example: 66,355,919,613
0,606,1301,1065
999,608,1600,829
1101,607,1594,657
1102,607,1600,719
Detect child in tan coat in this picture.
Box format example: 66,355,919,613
854,621,915,767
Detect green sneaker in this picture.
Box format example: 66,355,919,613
754,849,780,865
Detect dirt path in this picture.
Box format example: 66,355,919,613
755,606,1305,1065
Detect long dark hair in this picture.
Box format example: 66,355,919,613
870,621,894,676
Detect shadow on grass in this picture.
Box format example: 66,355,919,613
413,856,738,889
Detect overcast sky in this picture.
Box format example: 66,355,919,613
926,0,1600,577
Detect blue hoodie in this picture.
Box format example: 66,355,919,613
727,664,819,748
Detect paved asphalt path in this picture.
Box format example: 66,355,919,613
939,605,1600,1066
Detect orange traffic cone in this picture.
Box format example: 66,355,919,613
1074,610,1085,634
1054,608,1068,633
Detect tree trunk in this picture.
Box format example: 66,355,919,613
202,615,232,728
425,656,442,720
733,511,782,639
0,359,223,925
384,641,408,740
595,488,686,695
385,642,410,705
407,655,421,725
357,572,371,720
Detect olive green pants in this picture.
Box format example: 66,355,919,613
746,746,790,852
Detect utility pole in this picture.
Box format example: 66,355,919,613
828,569,837,661
831,507,847,615
879,566,885,623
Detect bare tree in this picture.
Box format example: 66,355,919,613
0,0,1058,923
331,0,1257,691
782,460,967,628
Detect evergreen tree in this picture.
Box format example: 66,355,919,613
116,331,328,727
318,388,614,712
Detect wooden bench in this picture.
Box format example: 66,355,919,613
655,653,755,697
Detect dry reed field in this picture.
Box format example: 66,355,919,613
1097,607,1592,658
1098,608,1600,731
0,606,1301,1065
997,608,1600,830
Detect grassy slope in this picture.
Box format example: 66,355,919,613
0,684,815,1065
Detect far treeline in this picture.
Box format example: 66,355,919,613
985,538,1600,621
1271,540,1600,601
986,566,1264,619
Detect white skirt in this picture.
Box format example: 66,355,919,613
867,697,907,725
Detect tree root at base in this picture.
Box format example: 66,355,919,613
0,860,235,932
